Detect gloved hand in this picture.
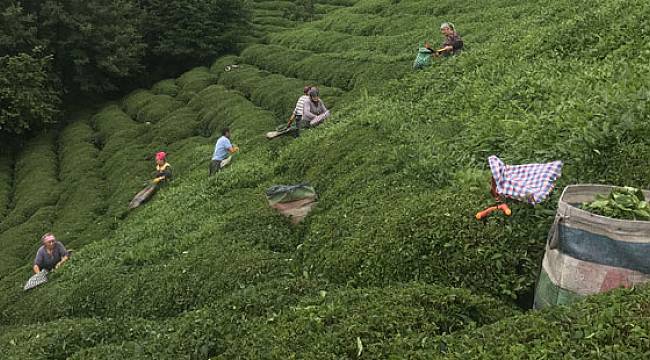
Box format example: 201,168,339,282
152,177,162,184
233,146,240,153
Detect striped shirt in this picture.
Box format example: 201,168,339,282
293,95,309,116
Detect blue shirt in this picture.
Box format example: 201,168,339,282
212,136,232,161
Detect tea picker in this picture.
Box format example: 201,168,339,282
129,151,173,209
209,128,239,176
414,22,464,69
267,86,312,140
476,156,563,220
25,233,70,290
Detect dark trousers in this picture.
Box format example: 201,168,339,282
291,115,302,138
209,159,222,176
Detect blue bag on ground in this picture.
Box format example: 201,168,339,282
413,47,433,69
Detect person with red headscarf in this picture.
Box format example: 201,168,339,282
33,233,69,274
152,151,172,186
128,151,173,209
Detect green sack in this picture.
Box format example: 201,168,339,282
413,48,433,69
266,183,317,205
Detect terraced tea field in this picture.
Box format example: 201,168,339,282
0,0,649,358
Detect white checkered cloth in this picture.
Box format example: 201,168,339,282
488,156,563,204
24,270,48,291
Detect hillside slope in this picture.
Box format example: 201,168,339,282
1,0,649,358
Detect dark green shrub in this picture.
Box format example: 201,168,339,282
407,285,650,358
0,134,60,233
122,90,156,120
175,67,219,102
217,283,519,358
151,79,179,96
240,44,410,90
52,121,107,248
216,63,344,119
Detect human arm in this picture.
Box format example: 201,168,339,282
302,100,316,121
33,249,44,274
153,165,172,184
438,35,463,55
287,112,296,127
438,45,454,53
307,101,330,126
54,242,69,269
55,255,68,269
224,138,238,154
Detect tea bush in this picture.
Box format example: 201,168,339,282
270,28,419,56
175,67,219,102
135,95,182,124
121,90,157,120
52,121,107,248
151,78,179,97
209,55,241,74
240,44,410,90
215,63,344,119
91,105,150,220
215,283,520,358
407,285,650,358
150,107,201,146
0,134,60,233
253,1,295,12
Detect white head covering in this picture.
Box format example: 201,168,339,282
440,22,455,31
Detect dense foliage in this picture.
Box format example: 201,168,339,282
0,51,61,134
0,0,649,358
0,0,250,136
139,0,248,66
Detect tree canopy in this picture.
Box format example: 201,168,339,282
0,0,249,137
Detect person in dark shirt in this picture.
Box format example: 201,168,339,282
33,233,69,273
425,22,464,57
152,151,172,186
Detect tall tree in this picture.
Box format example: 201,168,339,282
0,2,59,137
0,51,61,135
37,0,146,93
0,1,40,54
139,0,249,69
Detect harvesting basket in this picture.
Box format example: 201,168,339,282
534,184,650,309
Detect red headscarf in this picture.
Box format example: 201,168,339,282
155,151,167,161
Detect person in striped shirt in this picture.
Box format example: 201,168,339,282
286,86,311,138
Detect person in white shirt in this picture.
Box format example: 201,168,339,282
286,86,311,138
